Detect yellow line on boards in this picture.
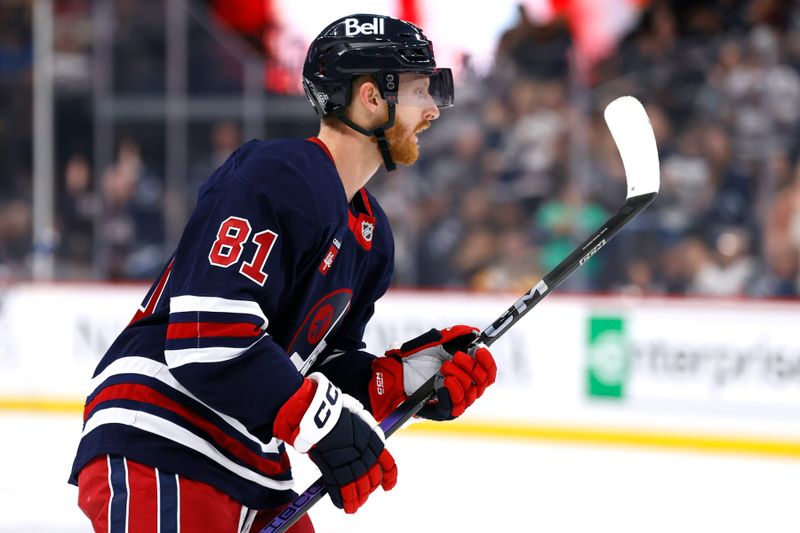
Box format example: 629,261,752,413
3,399,799,459
404,420,800,459
0,398,83,414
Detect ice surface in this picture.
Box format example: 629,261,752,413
3,412,798,533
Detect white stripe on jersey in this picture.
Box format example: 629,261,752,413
89,356,281,455
83,407,294,491
164,335,265,369
169,295,269,330
106,455,114,532
124,457,131,531
155,466,162,533
175,475,181,531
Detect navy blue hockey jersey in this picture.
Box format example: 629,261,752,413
70,138,395,509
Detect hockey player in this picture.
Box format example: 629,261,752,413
70,13,497,533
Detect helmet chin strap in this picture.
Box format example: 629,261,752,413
335,105,397,172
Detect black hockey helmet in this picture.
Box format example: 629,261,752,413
302,13,454,170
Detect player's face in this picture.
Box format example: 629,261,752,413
386,74,441,165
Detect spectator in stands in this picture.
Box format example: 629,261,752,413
708,228,759,295
761,163,800,294
0,25,31,82
713,28,800,164
112,0,166,93
678,229,757,296
494,4,571,81
615,257,664,296
414,192,464,287
533,181,608,290
453,226,498,288
99,139,165,279
657,126,716,238
57,154,96,277
471,228,541,292
676,236,717,295
424,117,486,190
189,120,243,196
751,247,799,297
698,124,756,233
53,0,91,96
498,78,568,210
0,199,32,281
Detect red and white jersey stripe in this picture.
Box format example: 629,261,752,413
165,295,269,368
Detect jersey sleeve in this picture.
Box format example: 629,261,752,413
164,159,326,439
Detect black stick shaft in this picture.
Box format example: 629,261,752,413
262,191,657,533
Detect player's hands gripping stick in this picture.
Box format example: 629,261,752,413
273,373,397,514
370,325,497,421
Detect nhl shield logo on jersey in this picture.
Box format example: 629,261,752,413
361,221,374,242
349,212,376,250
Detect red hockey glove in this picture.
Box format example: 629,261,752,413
369,325,497,421
273,373,397,514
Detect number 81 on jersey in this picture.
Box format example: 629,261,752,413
208,216,278,286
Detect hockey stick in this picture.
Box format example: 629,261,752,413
261,95,660,533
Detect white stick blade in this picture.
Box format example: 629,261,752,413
604,96,660,198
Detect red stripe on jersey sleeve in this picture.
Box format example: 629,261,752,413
84,383,290,476
166,321,262,340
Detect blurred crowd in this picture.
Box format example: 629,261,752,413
1,0,800,298
378,0,800,298
0,2,33,281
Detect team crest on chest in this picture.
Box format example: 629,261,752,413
361,221,374,242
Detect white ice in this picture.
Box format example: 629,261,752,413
2,412,799,533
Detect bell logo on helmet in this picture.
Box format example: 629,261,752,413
344,17,385,37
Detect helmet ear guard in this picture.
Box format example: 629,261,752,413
379,71,400,105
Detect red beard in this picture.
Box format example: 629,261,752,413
373,117,430,166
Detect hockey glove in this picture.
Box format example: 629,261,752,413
273,372,397,514
369,325,497,421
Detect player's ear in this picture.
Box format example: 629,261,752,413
355,78,384,116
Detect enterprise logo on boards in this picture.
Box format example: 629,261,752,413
344,17,385,36
586,316,628,399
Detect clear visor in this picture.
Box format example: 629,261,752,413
395,68,454,109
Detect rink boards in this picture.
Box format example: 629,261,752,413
1,284,799,455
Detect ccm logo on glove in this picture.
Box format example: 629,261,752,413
369,325,498,421
314,381,340,428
